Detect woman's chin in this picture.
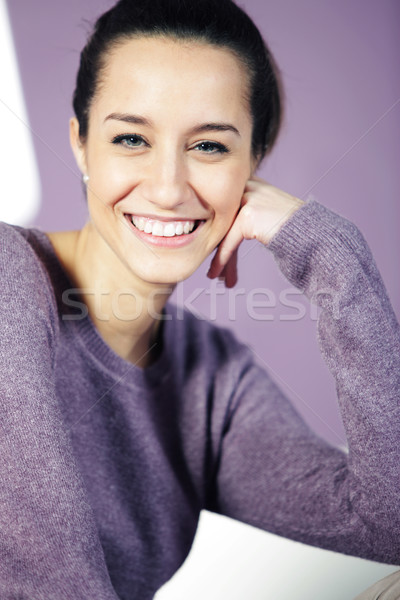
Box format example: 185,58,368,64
139,259,208,288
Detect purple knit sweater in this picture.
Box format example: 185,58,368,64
0,200,399,599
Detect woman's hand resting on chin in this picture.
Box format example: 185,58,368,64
207,177,304,288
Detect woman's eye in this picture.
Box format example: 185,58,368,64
112,134,147,148
194,141,229,154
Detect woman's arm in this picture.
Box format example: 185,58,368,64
207,184,400,563
0,224,119,598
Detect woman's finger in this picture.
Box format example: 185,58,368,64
219,248,238,288
207,217,244,280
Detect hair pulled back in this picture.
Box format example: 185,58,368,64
73,0,283,161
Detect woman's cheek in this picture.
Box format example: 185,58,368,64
218,176,245,216
90,162,136,208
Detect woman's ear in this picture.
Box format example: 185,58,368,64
69,117,88,175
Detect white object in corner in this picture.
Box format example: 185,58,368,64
0,0,41,225
155,511,397,600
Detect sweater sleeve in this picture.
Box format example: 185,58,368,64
210,200,400,564
0,224,119,598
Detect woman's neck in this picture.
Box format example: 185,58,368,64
47,224,174,367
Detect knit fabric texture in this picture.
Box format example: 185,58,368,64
0,200,399,599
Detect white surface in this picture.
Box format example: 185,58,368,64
155,511,397,600
0,0,40,225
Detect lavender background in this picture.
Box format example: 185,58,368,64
5,0,399,444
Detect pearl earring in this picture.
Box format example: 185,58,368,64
82,174,90,184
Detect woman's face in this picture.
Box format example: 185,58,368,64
71,36,254,286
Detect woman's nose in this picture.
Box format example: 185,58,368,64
140,149,192,211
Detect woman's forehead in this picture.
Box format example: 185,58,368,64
92,36,252,125
103,35,247,77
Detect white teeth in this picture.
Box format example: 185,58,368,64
152,222,164,236
131,216,197,237
164,223,176,237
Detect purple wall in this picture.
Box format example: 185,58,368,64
6,0,400,445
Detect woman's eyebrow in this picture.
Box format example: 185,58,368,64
104,113,240,136
104,113,151,126
190,123,241,137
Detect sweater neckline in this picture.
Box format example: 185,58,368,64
28,226,173,390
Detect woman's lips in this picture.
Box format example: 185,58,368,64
131,215,196,237
125,214,205,247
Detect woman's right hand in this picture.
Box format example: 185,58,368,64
207,176,304,287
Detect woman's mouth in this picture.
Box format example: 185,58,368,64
131,215,198,237
125,214,205,247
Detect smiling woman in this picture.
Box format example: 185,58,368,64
0,0,399,599
68,36,255,293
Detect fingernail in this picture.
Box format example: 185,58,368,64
207,269,214,278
